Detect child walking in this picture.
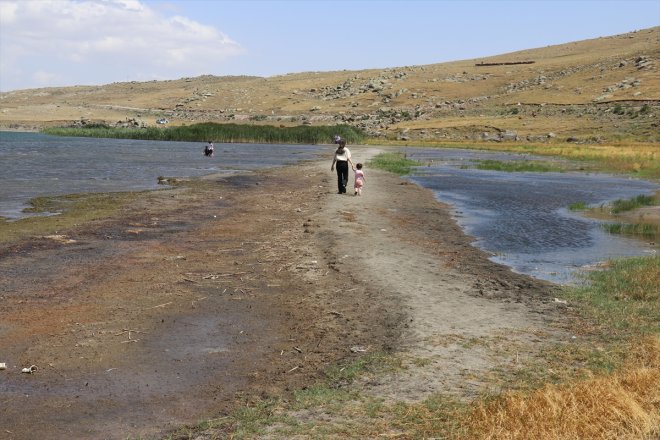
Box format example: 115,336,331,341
354,163,366,196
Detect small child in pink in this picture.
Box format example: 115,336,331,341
354,163,366,196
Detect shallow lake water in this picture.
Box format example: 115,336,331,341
0,131,324,219
402,147,658,284
1,133,657,285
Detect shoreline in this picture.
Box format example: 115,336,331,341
1,149,569,439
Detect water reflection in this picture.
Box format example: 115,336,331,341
403,147,658,284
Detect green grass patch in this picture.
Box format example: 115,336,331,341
325,352,404,385
229,400,291,438
461,253,660,440
165,399,290,440
568,201,589,211
291,385,357,411
43,122,366,145
369,152,420,175
609,194,657,214
0,191,147,244
468,159,565,172
168,353,406,439
385,395,470,439
563,255,659,335
602,222,659,240
490,256,660,390
205,391,469,440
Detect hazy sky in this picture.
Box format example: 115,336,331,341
0,0,658,92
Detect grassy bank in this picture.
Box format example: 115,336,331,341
467,159,567,173
610,194,657,214
173,256,659,439
464,255,659,439
569,193,660,241
42,122,366,145
564,256,659,335
368,152,421,175
368,140,659,180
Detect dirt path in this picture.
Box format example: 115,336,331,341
292,147,566,402
0,146,566,439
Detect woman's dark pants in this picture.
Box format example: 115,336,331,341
336,161,349,193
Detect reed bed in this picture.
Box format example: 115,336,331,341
43,122,366,145
610,194,657,214
602,222,658,240
569,201,589,211
43,124,658,178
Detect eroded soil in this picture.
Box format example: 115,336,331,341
0,147,566,439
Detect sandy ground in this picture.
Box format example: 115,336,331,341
0,146,567,439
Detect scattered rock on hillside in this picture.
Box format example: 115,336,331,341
635,56,654,70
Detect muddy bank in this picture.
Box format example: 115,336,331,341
0,148,563,439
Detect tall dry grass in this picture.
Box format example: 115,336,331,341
463,336,660,440
500,144,659,178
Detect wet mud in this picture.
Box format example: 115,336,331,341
0,154,560,439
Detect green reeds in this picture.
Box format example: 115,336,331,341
610,194,656,214
470,159,565,172
568,201,589,211
43,122,366,145
602,222,658,240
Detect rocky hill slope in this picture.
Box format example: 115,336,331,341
1,27,658,143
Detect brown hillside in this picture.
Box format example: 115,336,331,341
1,26,658,143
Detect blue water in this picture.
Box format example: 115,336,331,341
402,147,658,284
1,133,657,285
0,131,323,219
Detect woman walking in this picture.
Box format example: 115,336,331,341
330,139,355,194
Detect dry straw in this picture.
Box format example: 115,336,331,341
465,336,660,440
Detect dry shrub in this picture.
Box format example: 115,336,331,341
465,355,660,439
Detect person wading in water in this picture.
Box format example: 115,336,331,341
204,140,214,157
